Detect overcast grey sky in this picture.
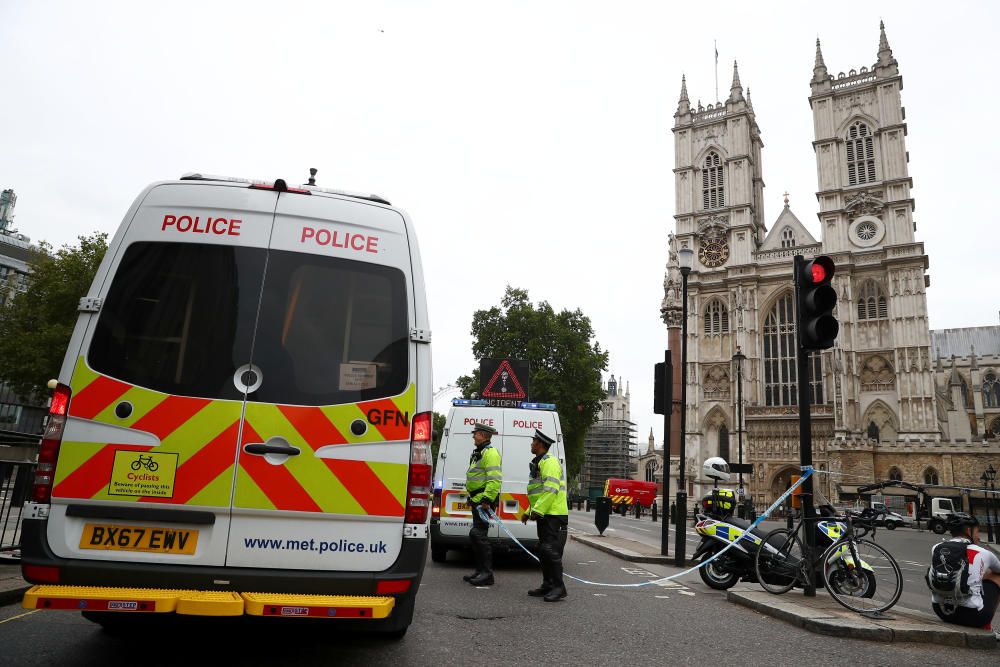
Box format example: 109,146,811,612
2,1,997,443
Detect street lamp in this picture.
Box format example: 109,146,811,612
986,464,997,544
674,246,694,567
732,347,747,517
981,472,992,543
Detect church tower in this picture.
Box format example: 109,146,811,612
809,23,938,439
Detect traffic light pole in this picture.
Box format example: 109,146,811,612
660,352,672,557
794,255,817,597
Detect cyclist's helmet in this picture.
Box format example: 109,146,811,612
944,512,978,533
703,457,731,482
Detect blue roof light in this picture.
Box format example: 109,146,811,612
520,402,557,410
452,399,488,407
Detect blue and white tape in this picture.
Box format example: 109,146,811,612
478,466,814,588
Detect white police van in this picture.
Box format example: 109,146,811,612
20,173,432,636
430,399,565,562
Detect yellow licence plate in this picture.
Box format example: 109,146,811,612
79,524,198,555
453,502,471,511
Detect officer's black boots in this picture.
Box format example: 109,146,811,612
463,571,482,582
527,585,552,597
542,586,567,602
468,573,495,586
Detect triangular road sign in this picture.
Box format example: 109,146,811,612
482,359,527,399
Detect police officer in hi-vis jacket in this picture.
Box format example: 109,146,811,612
463,423,502,586
522,429,569,601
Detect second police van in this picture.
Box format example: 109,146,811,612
430,399,566,561
20,173,432,637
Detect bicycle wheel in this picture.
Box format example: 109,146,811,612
821,538,902,614
754,528,805,595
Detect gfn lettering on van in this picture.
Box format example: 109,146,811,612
19,174,432,637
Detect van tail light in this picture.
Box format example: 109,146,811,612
404,412,432,524
22,564,61,584
33,383,72,504
432,488,442,518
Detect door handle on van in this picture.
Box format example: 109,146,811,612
244,443,301,457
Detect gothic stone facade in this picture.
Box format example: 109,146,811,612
660,24,1000,507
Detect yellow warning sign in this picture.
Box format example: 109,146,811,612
109,451,178,498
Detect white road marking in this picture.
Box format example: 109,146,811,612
655,595,670,599
631,526,651,532
593,593,607,597
679,590,696,596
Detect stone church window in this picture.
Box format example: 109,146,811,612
780,228,796,248
856,281,888,320
847,121,876,186
867,421,880,441
645,460,658,483
703,300,730,334
923,468,940,486
702,152,725,210
888,467,902,481
988,416,1000,439
984,371,1000,408
763,293,824,406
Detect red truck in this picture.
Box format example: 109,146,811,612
603,479,658,507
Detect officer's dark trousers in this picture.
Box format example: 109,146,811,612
537,515,569,589
469,505,493,575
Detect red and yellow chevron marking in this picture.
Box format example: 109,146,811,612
53,359,242,507
498,492,529,520
233,386,416,516
54,358,417,516
610,495,635,505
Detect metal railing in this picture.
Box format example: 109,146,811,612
0,461,34,560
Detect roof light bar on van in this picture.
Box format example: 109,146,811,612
520,402,556,410
452,399,488,407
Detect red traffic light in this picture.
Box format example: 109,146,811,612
803,256,835,285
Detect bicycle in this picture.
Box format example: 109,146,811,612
130,455,159,472
753,507,903,615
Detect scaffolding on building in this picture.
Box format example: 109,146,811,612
580,417,638,499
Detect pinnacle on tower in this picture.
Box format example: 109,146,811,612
812,37,829,84
876,20,898,70
728,60,744,103
677,74,690,115
746,87,753,110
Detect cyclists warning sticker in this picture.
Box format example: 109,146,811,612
108,451,178,498
480,359,529,406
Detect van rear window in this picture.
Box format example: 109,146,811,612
89,242,409,406
89,243,266,400
250,249,408,406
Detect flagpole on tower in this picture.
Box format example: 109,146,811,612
714,40,719,104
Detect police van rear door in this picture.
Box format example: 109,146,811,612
47,182,276,568
225,192,416,572
499,407,561,529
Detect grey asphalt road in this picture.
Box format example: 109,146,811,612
0,539,990,666
568,509,998,614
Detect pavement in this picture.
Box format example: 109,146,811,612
0,560,29,607
729,586,997,650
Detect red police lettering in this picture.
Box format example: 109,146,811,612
300,226,379,254
463,418,494,426
161,214,241,236
512,420,543,429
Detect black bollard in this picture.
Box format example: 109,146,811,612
651,501,658,523
670,501,676,525
594,496,611,535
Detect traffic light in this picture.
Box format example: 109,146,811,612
653,356,672,415
797,255,839,349
654,361,666,415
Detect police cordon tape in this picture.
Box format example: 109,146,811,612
477,466,815,588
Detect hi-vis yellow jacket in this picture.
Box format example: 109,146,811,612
527,453,567,517
466,443,502,504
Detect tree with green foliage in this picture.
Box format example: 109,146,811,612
457,286,608,480
0,233,108,402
